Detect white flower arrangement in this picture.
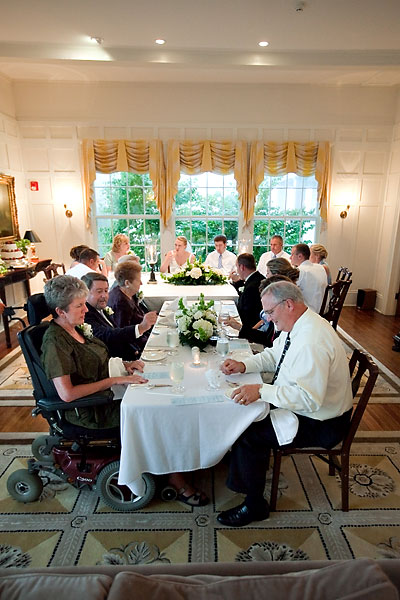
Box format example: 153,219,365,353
77,323,93,339
161,259,227,286
175,293,218,349
104,306,114,316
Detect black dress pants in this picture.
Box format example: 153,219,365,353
226,409,352,498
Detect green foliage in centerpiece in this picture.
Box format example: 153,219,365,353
161,259,227,286
175,293,218,349
0,258,7,275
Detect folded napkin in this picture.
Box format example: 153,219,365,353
270,408,299,446
108,357,128,399
167,297,185,311
205,368,226,389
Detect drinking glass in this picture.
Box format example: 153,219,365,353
169,361,185,394
216,337,229,362
166,329,179,354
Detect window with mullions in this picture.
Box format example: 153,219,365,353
94,172,160,267
175,172,239,261
253,173,319,263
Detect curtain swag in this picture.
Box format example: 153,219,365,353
248,141,330,224
82,139,330,228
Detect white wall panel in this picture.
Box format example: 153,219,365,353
22,147,49,171
363,152,386,174
353,205,380,290
335,151,361,174
0,142,9,170
50,148,78,172
360,179,383,206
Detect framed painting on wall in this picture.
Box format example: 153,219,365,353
0,174,20,241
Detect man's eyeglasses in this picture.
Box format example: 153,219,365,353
261,299,286,318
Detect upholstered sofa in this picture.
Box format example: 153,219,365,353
1,559,400,599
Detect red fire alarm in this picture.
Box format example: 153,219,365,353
30,181,39,191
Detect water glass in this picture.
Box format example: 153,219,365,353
169,361,185,394
166,329,179,354
216,337,229,361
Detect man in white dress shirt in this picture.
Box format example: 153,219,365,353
257,235,291,276
290,243,327,313
204,234,237,276
217,281,353,527
65,248,100,279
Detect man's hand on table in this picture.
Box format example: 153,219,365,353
220,359,246,375
223,316,241,331
123,359,145,374
230,384,262,406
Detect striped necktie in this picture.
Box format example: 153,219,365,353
218,254,223,268
271,333,291,384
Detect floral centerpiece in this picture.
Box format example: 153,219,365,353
161,259,227,286
175,293,218,349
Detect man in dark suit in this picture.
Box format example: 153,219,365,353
229,253,265,333
82,272,145,360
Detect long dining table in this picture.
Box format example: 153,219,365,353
118,299,268,496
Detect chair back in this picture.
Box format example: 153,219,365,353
18,322,58,402
336,267,352,281
26,293,51,325
43,262,66,280
319,278,352,329
342,349,379,453
34,259,52,274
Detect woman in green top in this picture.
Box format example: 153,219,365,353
41,275,148,429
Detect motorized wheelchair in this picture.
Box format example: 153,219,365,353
6,293,169,511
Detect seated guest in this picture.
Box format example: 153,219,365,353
257,235,291,276
265,257,299,283
310,243,332,284
224,254,265,336
108,261,157,350
82,272,144,360
160,236,195,273
69,244,89,268
290,243,327,313
204,234,237,276
104,234,134,274
218,281,353,527
65,248,100,279
41,275,148,429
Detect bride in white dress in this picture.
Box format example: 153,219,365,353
160,236,196,273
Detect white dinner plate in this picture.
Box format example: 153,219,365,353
141,350,168,361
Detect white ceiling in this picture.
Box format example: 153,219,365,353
1,0,400,85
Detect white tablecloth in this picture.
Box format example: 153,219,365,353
140,272,238,311
118,315,266,496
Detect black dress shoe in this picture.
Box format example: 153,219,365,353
217,501,269,527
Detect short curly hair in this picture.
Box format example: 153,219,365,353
44,275,88,317
114,261,142,287
111,234,130,253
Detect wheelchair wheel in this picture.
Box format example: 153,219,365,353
96,460,156,511
7,469,43,503
160,486,178,501
31,435,55,464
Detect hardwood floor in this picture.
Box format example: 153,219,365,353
1,307,400,437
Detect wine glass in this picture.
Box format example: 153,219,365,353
169,361,185,394
166,329,179,354
219,307,230,336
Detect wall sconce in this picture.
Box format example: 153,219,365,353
340,205,351,219
64,204,73,218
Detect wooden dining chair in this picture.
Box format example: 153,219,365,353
269,349,379,512
43,262,66,280
336,266,352,281
319,278,352,330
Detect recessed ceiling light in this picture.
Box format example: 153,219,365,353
89,36,104,45
258,41,269,47
155,39,166,45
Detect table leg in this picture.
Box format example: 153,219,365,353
0,287,11,348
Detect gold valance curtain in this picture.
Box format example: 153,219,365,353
166,140,248,222
82,139,166,226
248,141,330,224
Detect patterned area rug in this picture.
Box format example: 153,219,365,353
1,339,400,408
1,443,400,568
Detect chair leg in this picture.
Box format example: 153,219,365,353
269,451,282,511
328,456,335,476
341,454,349,511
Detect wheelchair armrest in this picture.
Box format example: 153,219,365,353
37,390,115,412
